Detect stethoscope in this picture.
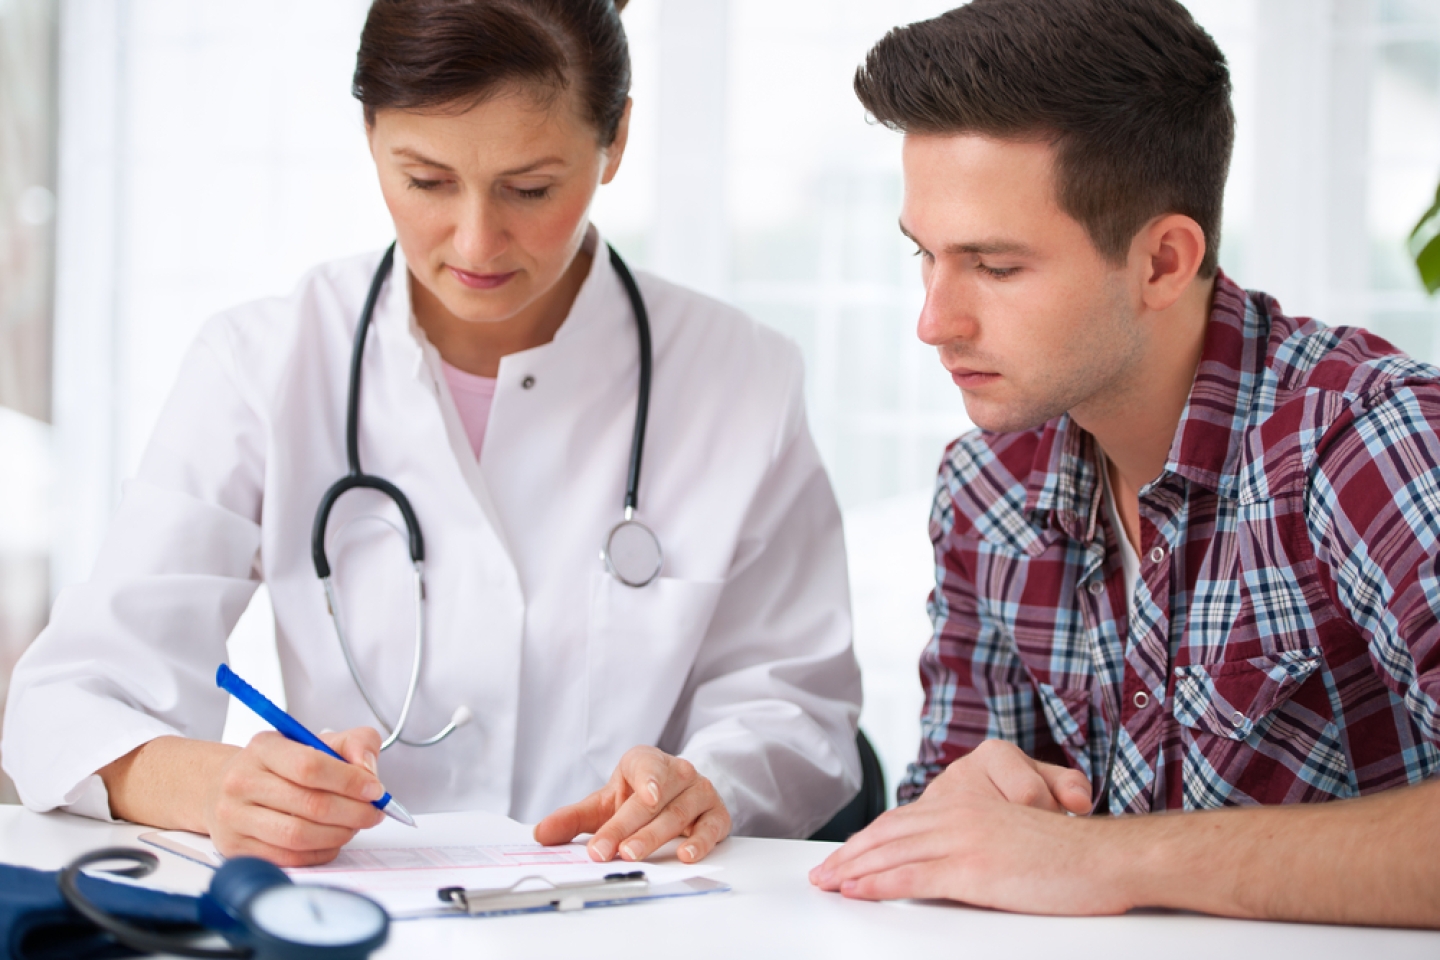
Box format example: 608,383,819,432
58,846,389,958
311,242,662,751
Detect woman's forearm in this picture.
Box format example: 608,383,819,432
98,736,238,833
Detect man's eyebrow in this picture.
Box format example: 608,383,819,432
390,146,567,177
897,219,1035,257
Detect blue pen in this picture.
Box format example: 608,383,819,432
216,664,416,827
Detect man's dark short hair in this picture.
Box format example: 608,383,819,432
855,0,1234,278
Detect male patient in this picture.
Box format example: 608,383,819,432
812,0,1440,927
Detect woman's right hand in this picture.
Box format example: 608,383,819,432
202,727,388,866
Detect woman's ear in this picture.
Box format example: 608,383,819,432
600,98,632,185
364,112,379,161
1133,213,1207,313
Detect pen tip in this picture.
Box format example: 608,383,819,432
385,798,417,828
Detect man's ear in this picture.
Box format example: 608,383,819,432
1132,213,1207,313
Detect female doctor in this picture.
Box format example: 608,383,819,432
1,0,861,867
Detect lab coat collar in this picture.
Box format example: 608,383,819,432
492,226,638,386
548,223,613,346
495,224,634,365
362,241,427,379
366,225,628,577
374,224,625,378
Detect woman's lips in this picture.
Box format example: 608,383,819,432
949,367,1000,388
447,265,518,290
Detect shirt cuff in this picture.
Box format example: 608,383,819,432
58,774,119,823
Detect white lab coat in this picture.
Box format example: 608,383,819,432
2,228,862,837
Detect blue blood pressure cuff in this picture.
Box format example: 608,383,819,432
0,861,201,960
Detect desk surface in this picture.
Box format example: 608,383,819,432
3,804,1436,959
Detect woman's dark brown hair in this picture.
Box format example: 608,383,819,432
855,0,1234,278
353,0,632,146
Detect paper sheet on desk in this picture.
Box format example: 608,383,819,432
142,810,717,919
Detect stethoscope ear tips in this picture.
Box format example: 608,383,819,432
449,705,474,729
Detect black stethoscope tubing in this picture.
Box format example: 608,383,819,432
58,848,248,959
310,241,653,578
610,242,652,516
306,241,656,749
311,243,421,579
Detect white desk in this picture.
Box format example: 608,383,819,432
3,804,1437,959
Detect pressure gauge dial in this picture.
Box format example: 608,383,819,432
243,883,389,959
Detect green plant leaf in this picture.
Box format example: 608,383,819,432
1416,233,1440,296
1412,180,1440,244
1412,180,1440,295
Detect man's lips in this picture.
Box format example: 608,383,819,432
447,265,518,290
947,366,1001,388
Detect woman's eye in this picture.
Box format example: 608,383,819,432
513,186,551,200
407,177,447,191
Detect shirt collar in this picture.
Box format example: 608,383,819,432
1022,271,1261,540
377,223,618,375
548,223,609,346
1025,414,1104,544
1158,272,1263,500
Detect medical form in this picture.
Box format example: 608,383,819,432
142,810,724,918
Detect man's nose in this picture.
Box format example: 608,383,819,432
916,265,979,347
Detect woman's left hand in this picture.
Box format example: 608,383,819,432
534,746,731,864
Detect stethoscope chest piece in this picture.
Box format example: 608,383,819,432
602,511,663,588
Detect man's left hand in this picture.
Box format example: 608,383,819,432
534,746,731,865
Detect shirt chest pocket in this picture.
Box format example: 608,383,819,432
584,571,726,778
1171,649,1355,808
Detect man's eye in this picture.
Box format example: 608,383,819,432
978,263,1020,279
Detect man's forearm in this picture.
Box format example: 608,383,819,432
99,736,237,832
1108,780,1440,928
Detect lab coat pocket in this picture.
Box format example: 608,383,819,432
585,571,725,779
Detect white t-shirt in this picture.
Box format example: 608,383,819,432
439,360,497,459
1102,460,1140,617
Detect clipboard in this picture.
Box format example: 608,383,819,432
436,870,731,917
141,828,732,920
139,831,223,869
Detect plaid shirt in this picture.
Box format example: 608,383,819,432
901,274,1440,813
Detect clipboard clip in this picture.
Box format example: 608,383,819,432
438,871,650,915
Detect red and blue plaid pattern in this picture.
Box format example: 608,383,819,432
902,274,1440,813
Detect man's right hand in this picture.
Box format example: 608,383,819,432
202,727,387,866
923,738,1093,812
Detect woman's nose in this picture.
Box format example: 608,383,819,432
451,195,507,266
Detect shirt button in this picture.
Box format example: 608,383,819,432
1147,545,1166,564
1133,690,1150,709
1230,711,1246,728
1088,580,1103,595
521,376,536,389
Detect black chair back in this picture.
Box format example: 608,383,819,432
808,729,886,842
